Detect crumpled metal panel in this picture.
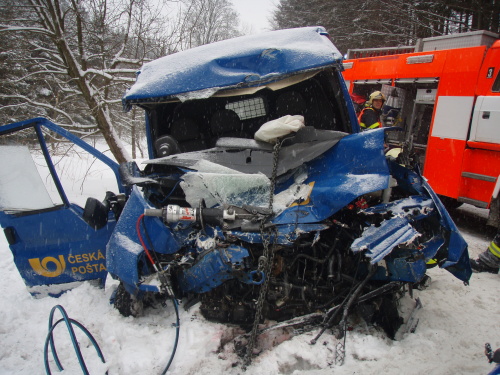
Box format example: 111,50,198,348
123,27,342,107
351,216,419,264
177,245,258,293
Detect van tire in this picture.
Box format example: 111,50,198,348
114,282,144,317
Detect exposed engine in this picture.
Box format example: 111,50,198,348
108,127,469,346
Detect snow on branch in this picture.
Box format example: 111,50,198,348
0,95,74,124
0,25,54,36
11,69,68,83
82,69,137,82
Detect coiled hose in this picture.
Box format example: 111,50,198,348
44,300,180,374
43,304,106,375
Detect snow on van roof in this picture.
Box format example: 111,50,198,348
122,27,342,109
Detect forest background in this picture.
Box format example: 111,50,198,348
1,0,498,160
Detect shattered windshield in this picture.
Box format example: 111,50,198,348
181,160,314,215
180,160,271,208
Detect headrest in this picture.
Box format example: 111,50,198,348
210,110,240,134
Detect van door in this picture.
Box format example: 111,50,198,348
0,118,124,296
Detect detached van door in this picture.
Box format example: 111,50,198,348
0,118,124,296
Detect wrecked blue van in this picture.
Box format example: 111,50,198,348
0,27,471,343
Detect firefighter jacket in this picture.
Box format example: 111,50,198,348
358,107,383,130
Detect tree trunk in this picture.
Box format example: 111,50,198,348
49,11,131,164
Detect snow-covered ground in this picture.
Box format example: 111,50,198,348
0,141,498,375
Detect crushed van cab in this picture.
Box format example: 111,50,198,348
0,27,471,358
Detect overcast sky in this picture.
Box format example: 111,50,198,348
231,0,277,33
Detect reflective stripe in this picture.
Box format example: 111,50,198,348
357,107,371,124
358,107,382,130
359,121,382,129
488,240,500,258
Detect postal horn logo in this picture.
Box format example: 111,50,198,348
29,255,66,277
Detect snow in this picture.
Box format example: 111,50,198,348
0,146,54,210
338,173,389,195
0,145,499,374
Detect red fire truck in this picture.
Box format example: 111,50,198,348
342,30,500,227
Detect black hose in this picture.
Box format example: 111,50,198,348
160,297,180,375
44,305,106,375
44,298,180,375
335,264,378,339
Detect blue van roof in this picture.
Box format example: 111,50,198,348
122,27,342,110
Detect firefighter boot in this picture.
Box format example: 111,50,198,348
470,258,499,274
470,234,500,274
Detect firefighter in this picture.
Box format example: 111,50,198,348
470,231,500,274
358,91,386,130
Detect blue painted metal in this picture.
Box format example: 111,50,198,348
420,235,445,261
122,27,343,108
273,128,390,225
351,216,419,264
144,115,155,160
488,363,500,375
106,187,184,295
177,245,261,293
0,205,112,294
386,256,427,283
338,70,361,133
420,177,472,282
0,118,124,293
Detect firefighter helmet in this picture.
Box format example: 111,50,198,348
368,91,386,105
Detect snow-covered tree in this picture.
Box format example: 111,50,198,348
0,0,178,162
179,0,241,49
0,0,242,161
272,0,499,54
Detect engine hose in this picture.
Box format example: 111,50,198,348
44,305,106,375
160,297,180,375
136,215,180,373
141,216,162,266
136,214,159,272
158,180,181,204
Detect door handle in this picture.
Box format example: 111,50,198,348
482,111,490,119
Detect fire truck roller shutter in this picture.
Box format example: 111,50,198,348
431,96,475,140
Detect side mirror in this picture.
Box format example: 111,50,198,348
83,197,109,230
